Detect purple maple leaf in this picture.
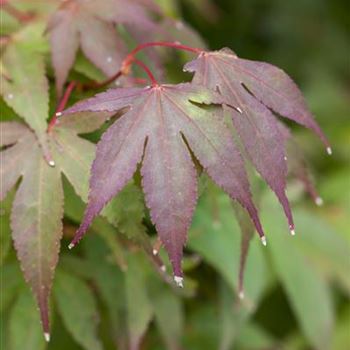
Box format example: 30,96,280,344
64,83,265,283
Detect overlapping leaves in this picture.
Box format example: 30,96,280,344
0,22,142,338
46,0,160,95
64,83,266,280
64,47,329,283
184,48,331,232
1,1,336,348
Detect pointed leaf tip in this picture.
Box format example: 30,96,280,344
326,147,332,155
238,290,245,300
44,332,50,342
68,243,75,250
290,229,296,236
260,236,267,246
174,276,184,288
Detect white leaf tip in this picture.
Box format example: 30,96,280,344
152,249,158,256
55,112,62,117
260,236,267,246
238,290,245,300
326,147,332,155
44,332,50,342
160,265,166,272
290,229,296,236
315,197,324,206
174,275,183,288
68,243,75,250
48,160,55,167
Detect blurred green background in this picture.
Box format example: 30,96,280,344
1,0,349,349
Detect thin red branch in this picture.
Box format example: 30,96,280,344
132,59,158,86
47,82,77,133
127,41,202,60
47,41,202,131
120,41,203,87
80,70,122,90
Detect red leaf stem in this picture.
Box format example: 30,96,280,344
47,82,77,133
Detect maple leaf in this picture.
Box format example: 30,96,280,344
63,83,265,282
184,48,330,232
47,0,158,95
1,122,63,341
0,108,113,339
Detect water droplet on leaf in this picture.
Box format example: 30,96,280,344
315,197,324,206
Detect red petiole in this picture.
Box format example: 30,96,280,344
121,41,203,86
132,58,159,86
47,81,77,133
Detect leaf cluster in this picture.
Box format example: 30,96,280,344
1,1,348,350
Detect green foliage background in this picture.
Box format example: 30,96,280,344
1,0,349,349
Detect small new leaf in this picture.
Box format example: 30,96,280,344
64,83,265,278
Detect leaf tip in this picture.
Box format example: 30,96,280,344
315,196,324,206
55,112,62,117
174,275,184,288
68,243,75,250
48,160,56,167
160,265,166,272
238,290,245,300
260,235,267,246
326,147,332,156
289,225,296,236
44,332,50,342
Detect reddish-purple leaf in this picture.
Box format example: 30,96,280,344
47,0,158,95
184,48,328,232
185,48,330,150
232,202,255,300
5,128,64,339
0,112,110,338
64,83,265,280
